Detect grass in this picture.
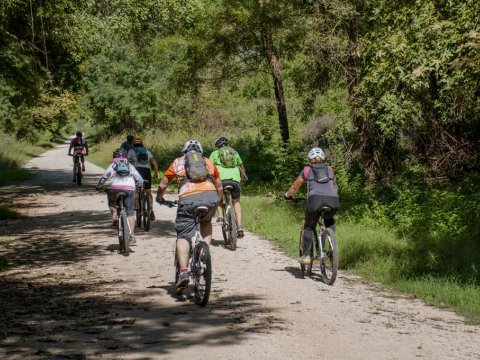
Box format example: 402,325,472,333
242,195,480,324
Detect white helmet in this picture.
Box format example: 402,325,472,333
182,140,203,154
307,147,325,160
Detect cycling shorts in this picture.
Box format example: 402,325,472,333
107,189,135,217
136,167,152,189
72,154,84,164
175,191,219,240
221,179,240,200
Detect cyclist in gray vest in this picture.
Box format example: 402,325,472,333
284,147,340,265
127,136,159,220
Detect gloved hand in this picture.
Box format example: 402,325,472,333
284,192,293,201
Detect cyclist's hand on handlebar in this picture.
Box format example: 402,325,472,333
284,192,293,201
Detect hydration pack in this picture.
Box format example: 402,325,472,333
306,163,332,183
134,147,149,165
184,151,209,181
112,158,131,177
218,146,237,168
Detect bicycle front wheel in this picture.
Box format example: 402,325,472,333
193,242,211,306
319,228,338,285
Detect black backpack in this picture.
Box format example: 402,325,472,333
184,151,209,181
307,163,332,183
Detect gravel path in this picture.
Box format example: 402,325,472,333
0,142,479,359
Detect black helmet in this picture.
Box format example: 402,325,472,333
127,134,134,141
113,148,127,158
215,136,228,148
76,131,83,137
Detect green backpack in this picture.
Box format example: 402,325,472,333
218,146,237,168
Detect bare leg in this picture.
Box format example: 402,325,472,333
200,222,213,246
127,216,136,236
233,199,242,227
176,238,190,269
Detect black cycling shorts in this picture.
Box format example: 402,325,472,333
222,179,241,200
136,167,152,189
175,192,219,240
107,189,135,217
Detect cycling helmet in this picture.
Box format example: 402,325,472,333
127,134,134,141
214,136,229,148
134,136,143,145
113,148,127,158
182,140,203,154
307,147,325,161
76,131,83,137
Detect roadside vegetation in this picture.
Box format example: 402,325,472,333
1,1,479,322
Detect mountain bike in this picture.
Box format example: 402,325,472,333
221,185,238,250
69,153,83,186
102,188,131,256
160,199,212,306
290,197,338,285
136,180,151,231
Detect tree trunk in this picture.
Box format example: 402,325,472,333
264,30,289,143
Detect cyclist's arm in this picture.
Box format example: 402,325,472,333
97,166,113,188
239,164,247,181
84,141,89,155
285,175,305,198
150,157,159,178
68,142,73,155
156,176,170,200
211,164,223,204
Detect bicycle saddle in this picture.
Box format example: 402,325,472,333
116,192,128,199
195,206,209,215
320,206,332,212
223,185,234,190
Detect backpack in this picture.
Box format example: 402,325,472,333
112,158,131,177
218,146,237,168
184,151,209,181
134,147,149,165
306,163,332,183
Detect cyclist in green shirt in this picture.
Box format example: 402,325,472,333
209,136,247,238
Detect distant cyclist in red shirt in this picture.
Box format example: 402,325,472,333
68,131,89,180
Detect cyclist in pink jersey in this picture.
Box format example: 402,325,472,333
96,148,143,245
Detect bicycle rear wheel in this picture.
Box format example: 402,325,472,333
193,241,211,306
228,207,238,251
76,165,82,186
319,228,337,285
221,206,230,246
118,210,130,256
135,191,142,227
142,194,150,231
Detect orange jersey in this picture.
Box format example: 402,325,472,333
164,156,220,198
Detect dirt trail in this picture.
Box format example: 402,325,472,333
0,142,479,360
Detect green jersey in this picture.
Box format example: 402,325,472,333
209,149,242,182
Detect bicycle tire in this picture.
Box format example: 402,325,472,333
119,210,130,256
76,164,82,186
229,206,238,251
221,204,230,246
319,228,338,285
135,190,142,227
143,194,150,231
193,241,211,306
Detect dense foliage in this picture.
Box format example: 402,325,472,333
1,1,479,283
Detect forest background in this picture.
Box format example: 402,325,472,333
0,0,479,321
